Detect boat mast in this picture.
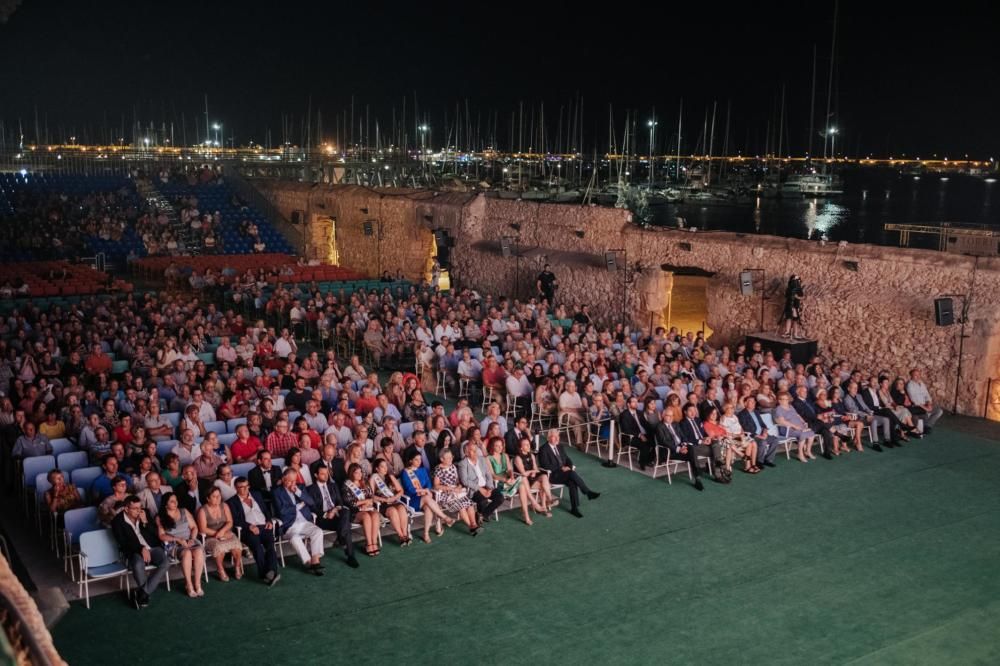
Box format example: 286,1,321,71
808,44,817,162
675,98,683,183
706,101,717,187
822,0,839,174
776,85,786,183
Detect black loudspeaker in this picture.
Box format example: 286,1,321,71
363,220,374,236
605,251,617,272
934,298,954,326
291,210,305,225
438,246,451,267
500,238,511,258
739,271,754,296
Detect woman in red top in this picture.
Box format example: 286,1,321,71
293,417,322,450
255,337,275,363
230,424,262,463
218,392,248,420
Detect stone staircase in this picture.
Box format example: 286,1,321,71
137,178,195,255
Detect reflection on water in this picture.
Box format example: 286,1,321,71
802,199,848,238
648,169,1000,250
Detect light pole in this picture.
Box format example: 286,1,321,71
212,123,222,150
418,124,428,177
647,118,657,187
828,127,838,161
501,235,521,297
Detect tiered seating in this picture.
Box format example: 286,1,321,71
157,181,294,254
0,261,132,298
134,253,365,283
0,172,146,261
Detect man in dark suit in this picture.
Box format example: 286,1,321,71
677,403,718,490
228,476,280,586
111,495,171,609
175,464,212,515
310,443,347,486
737,396,780,468
653,408,704,491
306,465,358,568
505,416,531,456
402,432,438,474
860,378,906,447
792,385,834,459
538,429,599,517
248,450,283,509
618,396,652,469
699,387,724,421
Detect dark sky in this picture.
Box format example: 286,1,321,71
0,0,997,157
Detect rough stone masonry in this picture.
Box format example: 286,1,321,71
254,181,1000,417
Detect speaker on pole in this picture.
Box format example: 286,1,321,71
934,298,954,326
291,210,305,225
500,237,511,258
739,270,754,296
363,220,374,236
604,251,617,272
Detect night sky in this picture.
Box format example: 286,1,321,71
0,0,996,157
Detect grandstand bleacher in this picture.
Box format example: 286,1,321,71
156,180,293,255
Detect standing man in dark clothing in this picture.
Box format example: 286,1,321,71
536,264,558,305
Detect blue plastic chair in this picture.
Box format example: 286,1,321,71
50,438,76,457
218,433,237,447
70,466,102,493
22,455,56,518
156,440,179,459
78,529,131,609
226,417,247,433
230,462,255,478
63,507,100,578
57,451,90,474
163,412,181,429
205,421,227,436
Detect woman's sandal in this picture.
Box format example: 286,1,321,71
420,534,431,544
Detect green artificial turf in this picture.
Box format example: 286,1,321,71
52,426,1000,665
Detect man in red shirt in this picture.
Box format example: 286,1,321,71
352,386,378,416
113,414,135,449
231,424,262,463
85,343,113,377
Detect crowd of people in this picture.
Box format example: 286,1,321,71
0,187,139,261
0,262,946,611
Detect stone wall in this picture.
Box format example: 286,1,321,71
251,180,1000,416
